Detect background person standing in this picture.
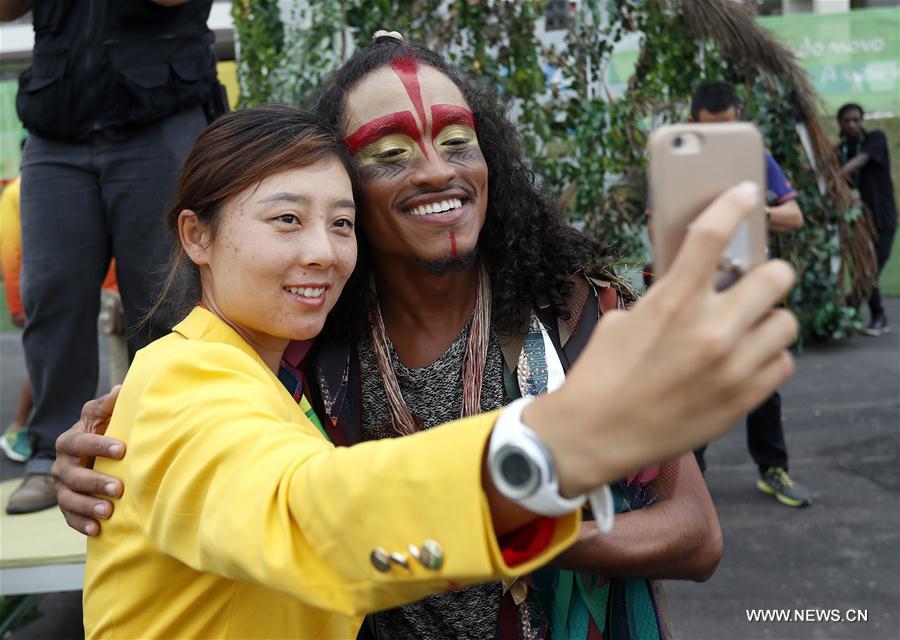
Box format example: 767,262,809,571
688,82,810,509
1,173,126,461
0,176,33,463
837,103,898,337
0,0,225,514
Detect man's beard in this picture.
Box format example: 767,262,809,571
421,247,480,275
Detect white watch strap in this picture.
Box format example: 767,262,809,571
491,397,615,524
588,484,615,533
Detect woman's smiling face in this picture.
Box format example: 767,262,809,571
342,62,488,271
187,158,357,354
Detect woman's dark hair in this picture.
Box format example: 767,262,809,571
149,105,356,324
315,37,619,336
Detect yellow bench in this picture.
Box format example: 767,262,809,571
1,478,85,596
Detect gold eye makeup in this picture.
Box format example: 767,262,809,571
345,99,480,178
355,134,421,167
434,124,478,150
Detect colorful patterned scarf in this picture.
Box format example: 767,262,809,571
502,303,671,640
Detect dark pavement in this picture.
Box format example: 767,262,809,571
665,298,900,640
1,300,898,640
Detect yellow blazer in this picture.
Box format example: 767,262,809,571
84,307,579,639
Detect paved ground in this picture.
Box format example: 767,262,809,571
664,298,900,640
1,300,898,640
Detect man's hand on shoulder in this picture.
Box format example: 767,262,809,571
52,386,126,536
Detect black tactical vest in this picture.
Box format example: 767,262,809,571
17,0,218,141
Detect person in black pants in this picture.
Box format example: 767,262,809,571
837,103,898,337
694,391,805,505
689,82,811,507
1,0,226,514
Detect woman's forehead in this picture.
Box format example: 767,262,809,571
343,64,469,135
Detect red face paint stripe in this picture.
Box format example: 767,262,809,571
431,104,476,135
390,56,429,155
450,231,458,259
344,111,426,156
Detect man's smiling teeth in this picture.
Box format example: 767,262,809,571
407,198,463,216
285,286,325,298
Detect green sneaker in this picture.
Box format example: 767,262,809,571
757,466,810,507
0,425,31,463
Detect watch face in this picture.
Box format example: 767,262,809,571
497,446,540,498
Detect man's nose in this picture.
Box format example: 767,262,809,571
410,149,455,189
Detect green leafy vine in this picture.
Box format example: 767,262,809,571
230,0,866,341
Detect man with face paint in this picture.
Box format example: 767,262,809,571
51,34,805,640
312,35,721,639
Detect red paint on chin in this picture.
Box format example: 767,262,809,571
344,111,426,156
390,56,429,156
431,104,476,135
450,231,458,258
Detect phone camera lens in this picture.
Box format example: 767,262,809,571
673,136,683,148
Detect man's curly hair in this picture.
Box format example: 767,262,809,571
315,36,623,337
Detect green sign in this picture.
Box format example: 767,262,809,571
0,79,24,179
606,7,899,117
758,7,899,115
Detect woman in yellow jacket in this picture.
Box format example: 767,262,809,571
80,104,799,639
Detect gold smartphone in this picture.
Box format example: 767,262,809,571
648,123,768,290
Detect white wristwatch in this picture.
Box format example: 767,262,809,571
488,397,614,529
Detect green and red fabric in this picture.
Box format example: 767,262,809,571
497,275,671,640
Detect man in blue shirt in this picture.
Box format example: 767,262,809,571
689,82,810,508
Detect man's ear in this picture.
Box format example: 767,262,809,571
178,210,212,266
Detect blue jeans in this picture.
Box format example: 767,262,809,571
19,107,207,474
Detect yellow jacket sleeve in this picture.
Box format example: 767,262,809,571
121,338,579,617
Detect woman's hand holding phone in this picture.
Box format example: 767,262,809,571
526,182,797,497
648,123,769,290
